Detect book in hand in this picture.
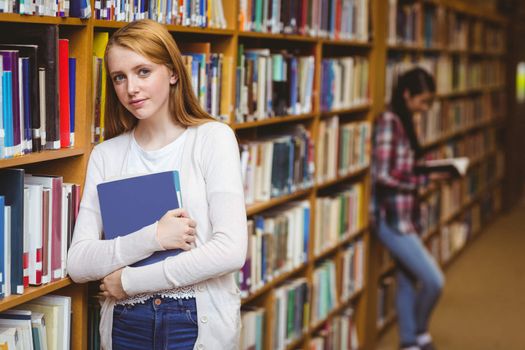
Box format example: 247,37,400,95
97,171,183,267
415,157,470,177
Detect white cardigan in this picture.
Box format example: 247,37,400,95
67,122,247,350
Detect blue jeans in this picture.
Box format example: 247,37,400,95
377,220,444,346
112,296,198,350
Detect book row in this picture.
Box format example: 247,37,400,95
0,294,71,350
243,302,360,350
239,0,369,41
0,169,80,299
316,118,370,183
309,307,359,350
235,47,315,123
414,91,505,146
320,56,369,112
239,125,314,204
0,27,77,159
93,0,227,28
238,185,366,298
385,57,505,102
387,0,506,52
314,182,365,256
0,0,90,17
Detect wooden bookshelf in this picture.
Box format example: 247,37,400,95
0,1,510,350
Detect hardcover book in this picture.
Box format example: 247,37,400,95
97,170,183,267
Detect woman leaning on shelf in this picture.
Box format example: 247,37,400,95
67,20,247,350
371,67,445,350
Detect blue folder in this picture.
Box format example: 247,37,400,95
97,170,183,267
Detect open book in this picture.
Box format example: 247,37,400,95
415,157,470,177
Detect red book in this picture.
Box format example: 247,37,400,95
58,39,71,148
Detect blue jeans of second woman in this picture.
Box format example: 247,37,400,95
112,296,198,350
377,220,445,346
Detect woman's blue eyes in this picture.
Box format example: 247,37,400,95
112,69,151,82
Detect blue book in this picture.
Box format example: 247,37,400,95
0,195,4,298
0,168,25,295
2,67,13,158
97,171,183,267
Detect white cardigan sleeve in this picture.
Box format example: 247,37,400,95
67,145,164,283
121,124,248,295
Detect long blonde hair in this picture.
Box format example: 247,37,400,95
103,19,214,140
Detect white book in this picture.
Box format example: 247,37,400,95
29,295,71,350
26,184,43,286
30,312,48,350
0,327,20,350
60,185,69,279
0,309,34,350
417,157,470,177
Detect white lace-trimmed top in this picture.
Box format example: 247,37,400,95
117,129,196,305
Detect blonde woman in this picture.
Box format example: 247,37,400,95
67,20,247,350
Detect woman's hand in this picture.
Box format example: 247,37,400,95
100,269,128,300
429,172,453,181
156,208,197,251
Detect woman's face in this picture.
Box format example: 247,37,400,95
403,90,435,114
107,45,177,123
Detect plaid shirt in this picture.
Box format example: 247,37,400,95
371,111,422,235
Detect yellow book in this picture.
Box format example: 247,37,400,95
0,342,7,350
21,303,60,350
220,56,234,123
93,32,109,142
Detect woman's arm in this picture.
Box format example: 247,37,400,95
120,124,248,296
374,115,418,192
66,146,164,283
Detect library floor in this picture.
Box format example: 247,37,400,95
376,198,525,350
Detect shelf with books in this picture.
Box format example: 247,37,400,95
0,278,72,312
0,148,85,169
245,187,312,216
313,226,368,262
241,263,308,304
232,112,316,130
0,13,87,25
316,166,369,190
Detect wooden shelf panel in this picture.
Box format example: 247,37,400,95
241,264,308,305
313,226,368,262
0,13,86,25
321,39,372,47
232,113,316,130
0,278,73,312
238,31,318,42
421,118,499,149
246,187,312,216
320,103,371,117
316,166,369,190
0,148,85,169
